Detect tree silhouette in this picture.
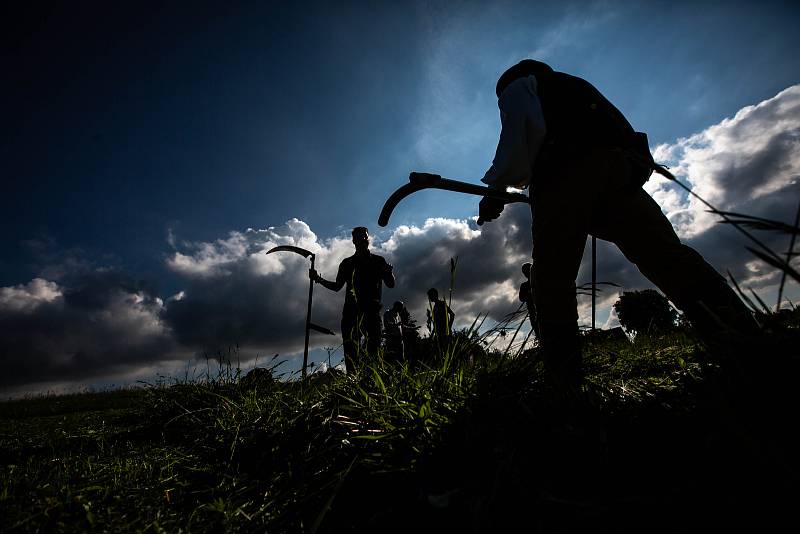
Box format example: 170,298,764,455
613,289,678,335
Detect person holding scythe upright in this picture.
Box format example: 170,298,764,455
477,59,758,390
311,227,395,373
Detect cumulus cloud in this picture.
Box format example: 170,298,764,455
648,86,800,234
0,270,178,391
163,220,334,355
645,84,800,292
0,278,61,313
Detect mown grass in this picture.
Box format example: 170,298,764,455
2,314,799,533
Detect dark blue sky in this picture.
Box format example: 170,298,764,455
4,1,799,290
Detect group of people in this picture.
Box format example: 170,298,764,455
313,58,759,387
383,288,455,362
310,226,455,372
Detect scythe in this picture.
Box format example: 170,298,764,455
378,172,529,227
266,245,335,378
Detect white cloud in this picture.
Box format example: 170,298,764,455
0,278,62,313
0,271,177,391
646,84,800,238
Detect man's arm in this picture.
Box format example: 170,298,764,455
479,75,546,224
481,75,546,189
310,261,347,292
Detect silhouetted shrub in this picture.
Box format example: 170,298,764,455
613,289,678,335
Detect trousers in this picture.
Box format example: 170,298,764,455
341,308,382,373
531,148,756,373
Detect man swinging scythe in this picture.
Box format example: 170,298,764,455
379,59,758,390
266,245,335,378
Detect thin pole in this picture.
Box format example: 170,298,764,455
303,255,315,379
592,236,597,332
776,199,800,311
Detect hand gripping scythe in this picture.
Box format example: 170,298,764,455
266,245,335,378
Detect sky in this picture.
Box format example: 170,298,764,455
2,0,799,397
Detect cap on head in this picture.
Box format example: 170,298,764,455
496,59,553,98
522,262,532,278
393,300,404,312
427,288,438,300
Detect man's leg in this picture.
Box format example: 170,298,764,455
589,153,758,339
365,311,383,358
341,314,358,373
531,169,592,388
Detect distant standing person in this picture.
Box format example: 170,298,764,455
311,227,395,373
383,300,406,361
518,262,539,338
426,288,455,344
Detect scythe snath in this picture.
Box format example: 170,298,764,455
266,245,335,378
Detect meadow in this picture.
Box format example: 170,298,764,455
2,311,799,533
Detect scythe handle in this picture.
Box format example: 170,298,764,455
302,255,315,379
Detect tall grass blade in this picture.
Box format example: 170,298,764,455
503,311,528,356
514,325,535,358
727,270,760,314
749,288,772,315
746,246,800,285
776,200,800,310
716,211,800,235
659,171,783,262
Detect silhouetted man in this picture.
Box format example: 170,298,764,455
518,262,539,338
383,300,408,361
478,59,757,388
311,227,395,373
426,288,455,344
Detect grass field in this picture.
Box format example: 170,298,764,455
2,315,799,533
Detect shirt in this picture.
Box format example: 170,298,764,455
481,75,547,189
427,299,455,336
383,309,402,336
335,251,391,313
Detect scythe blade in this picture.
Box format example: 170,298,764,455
266,245,314,258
